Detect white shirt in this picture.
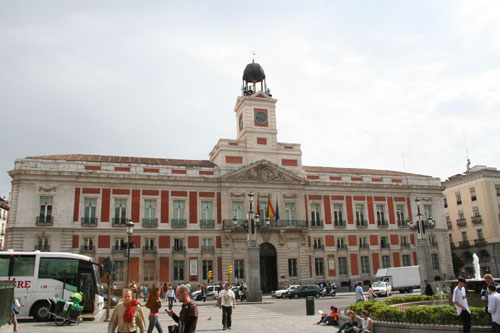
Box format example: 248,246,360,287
361,317,372,329
488,292,500,325
453,285,470,315
219,289,235,307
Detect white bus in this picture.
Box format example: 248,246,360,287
0,250,105,321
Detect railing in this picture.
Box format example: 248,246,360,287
356,220,368,227
80,245,95,252
142,218,158,227
313,245,325,251
334,220,346,227
172,246,186,253
474,239,487,247
171,219,187,228
471,216,482,224
222,219,309,230
36,215,53,225
401,243,410,248
200,219,215,228
377,220,389,228
381,243,391,249
458,240,470,249
456,218,467,227
81,217,98,226
359,244,370,249
34,245,50,251
337,244,347,250
112,245,127,252
201,245,214,252
112,217,128,226
143,245,157,253
310,220,324,228
397,221,408,228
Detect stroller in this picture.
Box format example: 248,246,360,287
48,292,85,326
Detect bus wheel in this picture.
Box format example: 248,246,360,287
32,301,51,322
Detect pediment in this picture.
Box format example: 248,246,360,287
221,160,306,184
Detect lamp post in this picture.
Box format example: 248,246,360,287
125,220,134,288
407,197,436,292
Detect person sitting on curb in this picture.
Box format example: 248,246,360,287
338,310,359,332
316,306,339,326
354,311,372,333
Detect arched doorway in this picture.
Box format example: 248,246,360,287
260,242,277,293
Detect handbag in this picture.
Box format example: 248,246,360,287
168,325,179,333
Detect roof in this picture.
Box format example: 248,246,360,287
26,154,216,168
302,166,427,177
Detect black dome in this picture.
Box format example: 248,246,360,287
243,62,266,83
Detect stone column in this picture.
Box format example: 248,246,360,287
246,240,262,302
416,238,434,292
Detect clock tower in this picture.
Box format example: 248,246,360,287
209,61,303,173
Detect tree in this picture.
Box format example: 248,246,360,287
452,253,464,277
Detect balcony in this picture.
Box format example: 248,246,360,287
36,215,53,226
458,240,470,249
471,216,482,224
34,245,50,251
112,217,128,226
381,243,391,249
397,221,408,228
334,220,346,228
359,244,370,249
201,245,214,252
171,219,187,228
142,218,158,227
310,220,324,228
172,245,186,253
456,218,467,227
447,221,452,229
474,239,488,247
143,245,157,253
356,220,368,228
112,245,127,253
81,217,98,226
377,220,389,228
313,245,325,251
80,245,95,252
200,219,215,228
337,244,347,250
401,243,410,248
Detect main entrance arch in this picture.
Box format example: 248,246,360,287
260,242,277,293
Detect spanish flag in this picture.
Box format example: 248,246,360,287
267,198,276,219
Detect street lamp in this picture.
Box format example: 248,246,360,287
125,220,134,287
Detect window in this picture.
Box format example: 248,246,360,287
173,201,185,220
174,238,184,251
458,211,465,219
423,205,432,220
429,236,437,246
376,205,386,226
9,255,36,276
144,238,155,250
431,254,439,270
449,234,453,244
315,258,324,276
396,205,405,225
402,255,411,266
496,186,500,197
39,258,79,291
443,197,448,208
202,260,213,281
82,237,94,250
232,202,243,220
456,192,462,205
234,260,244,280
477,229,484,240
380,237,389,248
470,187,477,201
285,203,295,223
361,256,370,274
355,204,366,226
36,237,49,251
38,197,53,224
200,201,213,221
337,237,346,249
461,232,468,242
333,204,344,226
143,261,155,281
472,207,480,217
359,237,369,248
173,261,184,281
115,261,124,281
446,215,451,223
338,257,348,276
114,199,127,224
258,201,268,223
202,238,213,251
401,236,409,247
382,255,391,268
311,203,321,226
114,238,126,250
84,198,97,220
313,238,323,250
288,259,298,278
144,200,156,219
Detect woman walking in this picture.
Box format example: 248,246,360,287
145,287,163,333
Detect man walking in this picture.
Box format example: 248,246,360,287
424,280,434,296
355,282,364,302
487,284,500,333
218,283,236,330
108,289,146,333
165,285,198,333
453,277,471,333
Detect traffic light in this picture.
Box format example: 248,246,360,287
208,270,213,278
228,265,233,274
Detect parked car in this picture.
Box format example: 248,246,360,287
372,281,392,297
103,294,118,308
287,284,322,299
272,285,300,299
191,285,221,301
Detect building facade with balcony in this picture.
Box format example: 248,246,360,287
444,165,500,277
5,62,453,290
0,196,8,250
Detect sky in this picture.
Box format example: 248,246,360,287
1,0,499,198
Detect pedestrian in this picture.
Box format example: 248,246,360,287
130,281,138,299
487,284,500,333
424,279,434,296
165,284,198,333
338,310,359,332
166,285,176,310
108,289,146,333
162,282,168,301
218,283,236,330
354,311,372,333
12,299,19,333
482,274,500,318
367,284,377,300
201,282,207,302
453,277,471,333
355,282,364,302
145,286,163,333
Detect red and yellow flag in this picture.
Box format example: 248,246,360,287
267,198,276,219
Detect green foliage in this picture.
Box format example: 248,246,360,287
349,295,488,326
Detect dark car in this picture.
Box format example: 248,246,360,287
288,284,322,299
104,294,119,308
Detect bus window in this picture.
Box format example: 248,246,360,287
0,256,10,275
38,258,78,291
12,255,35,276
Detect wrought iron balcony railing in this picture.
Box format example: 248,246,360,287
81,217,98,226
201,245,214,252
313,244,325,251
36,216,53,225
397,220,408,227
171,219,187,228
112,217,128,226
359,244,370,249
474,239,487,247
356,220,368,228
143,245,157,253
459,240,470,248
471,216,482,224
172,245,185,253
142,218,158,227
310,220,324,228
80,245,95,252
200,219,215,228
381,243,391,249
401,243,410,248
112,245,127,252
337,244,347,250
377,220,389,228
456,218,467,227
334,220,346,227
222,219,308,230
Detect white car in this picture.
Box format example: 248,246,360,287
191,285,221,301
272,285,300,298
372,281,392,297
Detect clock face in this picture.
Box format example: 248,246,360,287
239,115,243,129
254,111,268,125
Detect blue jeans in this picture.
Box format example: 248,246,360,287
492,322,500,333
147,315,163,333
168,297,174,310
321,316,338,326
